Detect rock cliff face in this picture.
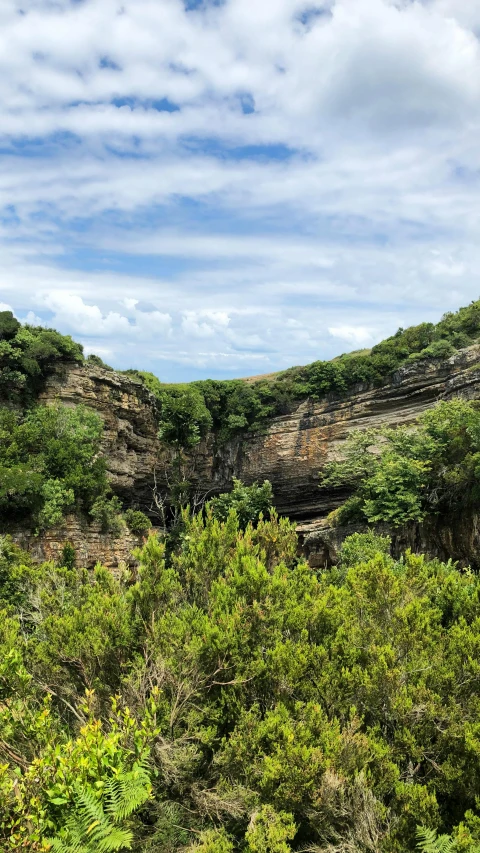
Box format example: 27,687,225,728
33,344,480,567
14,515,144,573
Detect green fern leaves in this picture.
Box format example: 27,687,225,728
47,762,151,853
416,826,456,853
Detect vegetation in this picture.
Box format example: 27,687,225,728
128,300,480,443
2,503,480,851
0,310,83,404
124,509,153,537
321,398,480,529
0,403,113,528
210,478,273,529
4,300,480,850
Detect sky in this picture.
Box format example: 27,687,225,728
1,0,480,382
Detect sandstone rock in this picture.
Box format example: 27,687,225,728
12,513,148,572
12,345,480,567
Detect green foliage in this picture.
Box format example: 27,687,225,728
124,509,152,536
134,299,480,442
1,683,156,850
338,530,391,568
4,489,480,850
60,541,76,571
90,495,124,535
39,479,75,528
186,828,234,852
0,535,32,609
209,479,273,529
0,403,110,527
416,826,456,853
245,805,296,852
408,339,457,362
46,761,151,852
0,312,83,403
321,399,480,528
0,310,21,340
86,353,113,371
145,380,212,449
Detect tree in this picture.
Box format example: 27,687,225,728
209,479,273,529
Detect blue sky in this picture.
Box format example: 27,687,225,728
1,0,480,382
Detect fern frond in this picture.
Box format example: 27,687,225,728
104,763,151,822
72,784,105,831
45,765,150,853
97,826,134,852
416,826,456,853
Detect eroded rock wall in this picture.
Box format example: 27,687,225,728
13,514,146,572
41,346,480,521
23,344,480,567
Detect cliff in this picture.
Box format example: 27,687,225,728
24,343,480,567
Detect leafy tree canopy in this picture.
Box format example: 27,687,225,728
0,403,110,528
0,312,83,403
322,399,480,531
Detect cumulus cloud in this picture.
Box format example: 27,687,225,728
329,325,375,346
42,292,171,341
0,0,480,379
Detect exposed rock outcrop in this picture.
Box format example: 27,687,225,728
21,343,480,567
13,514,145,573
298,514,480,570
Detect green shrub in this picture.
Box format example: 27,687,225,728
245,805,296,853
0,403,109,527
0,535,32,609
60,541,76,571
408,339,456,362
156,384,213,448
339,531,391,568
209,479,273,529
85,353,113,371
89,495,124,535
124,509,152,536
321,399,480,529
3,508,480,850
0,311,20,340
0,312,83,403
38,479,75,529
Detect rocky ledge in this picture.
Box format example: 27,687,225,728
30,344,480,567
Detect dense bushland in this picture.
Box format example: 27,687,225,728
2,500,480,851
0,403,116,529
322,398,480,530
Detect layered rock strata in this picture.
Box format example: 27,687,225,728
13,515,145,573
19,343,480,567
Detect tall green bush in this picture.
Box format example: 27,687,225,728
321,399,480,528
3,509,480,850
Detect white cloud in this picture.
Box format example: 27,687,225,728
0,0,480,378
23,311,45,325
44,292,133,337
83,344,114,358
329,325,375,345
41,292,172,341
181,310,230,338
